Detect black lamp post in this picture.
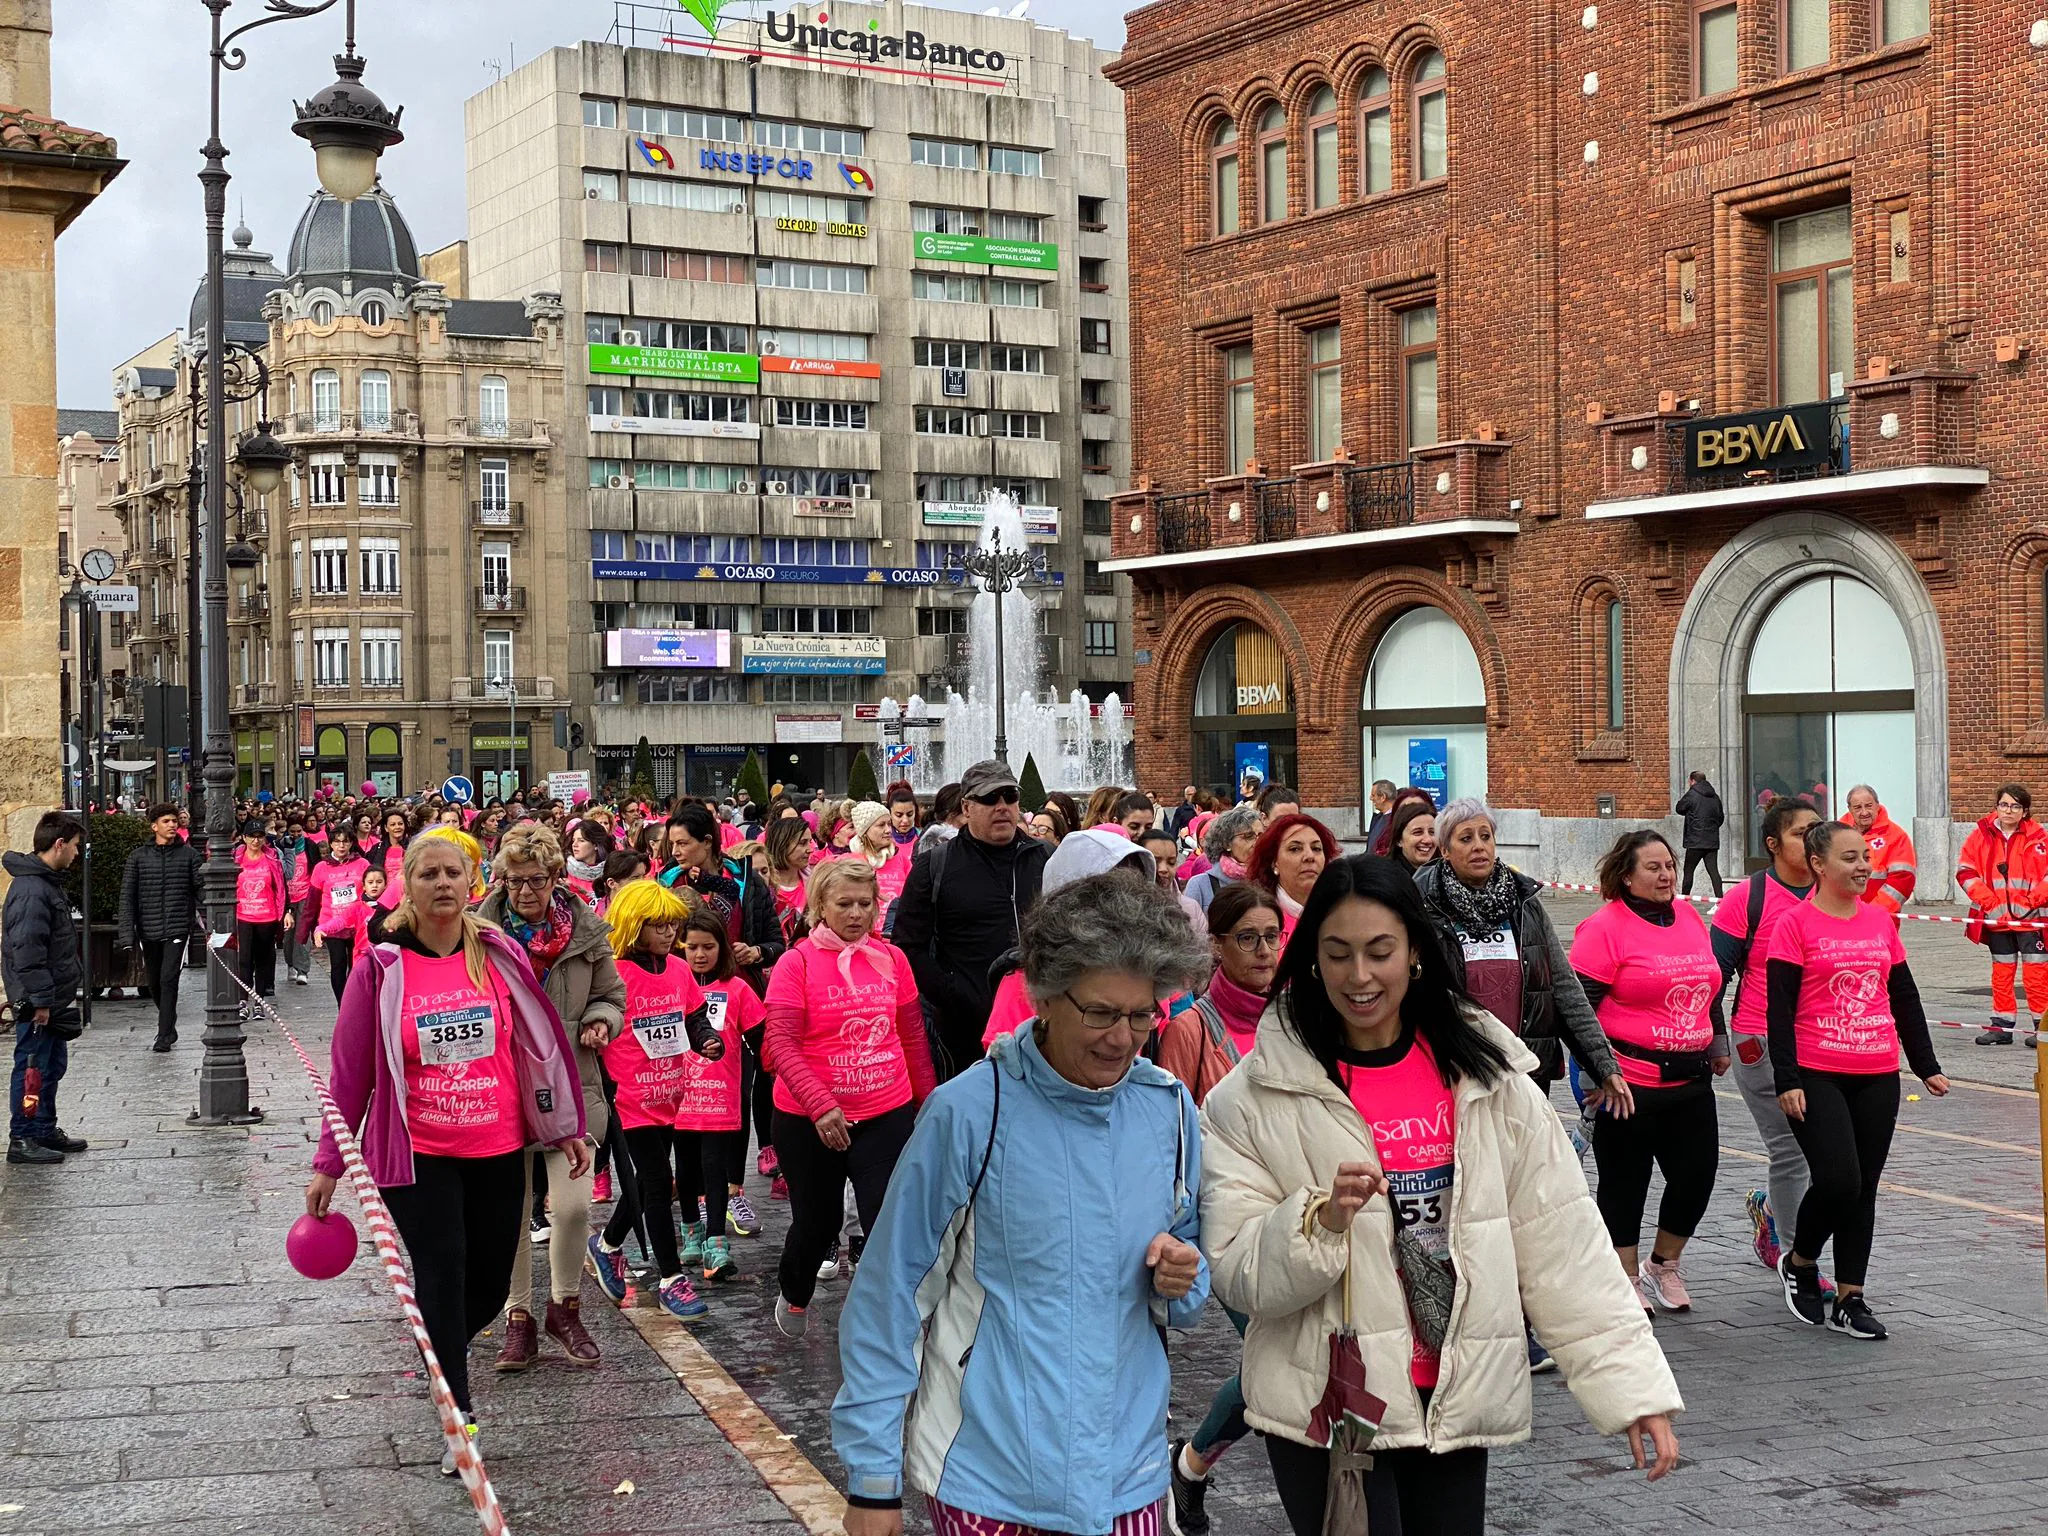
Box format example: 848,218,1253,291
958,531,1036,766
190,0,402,1127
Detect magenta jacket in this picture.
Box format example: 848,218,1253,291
313,926,587,1187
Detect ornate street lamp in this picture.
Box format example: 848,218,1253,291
958,531,1036,766
191,0,403,1127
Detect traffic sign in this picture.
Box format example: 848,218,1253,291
441,775,475,804
87,584,139,612
885,744,916,770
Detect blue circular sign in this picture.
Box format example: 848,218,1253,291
442,775,475,805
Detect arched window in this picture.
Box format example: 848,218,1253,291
314,724,349,793
358,369,391,430
367,724,402,796
1257,103,1288,224
1306,86,1339,209
1605,597,1626,729
311,369,340,431
360,297,388,327
309,299,335,326
1211,119,1240,237
1412,51,1447,183
1193,622,1296,794
1358,68,1392,196
479,375,511,437
1362,606,1486,809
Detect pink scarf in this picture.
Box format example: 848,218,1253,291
810,925,894,990
1205,969,1267,1039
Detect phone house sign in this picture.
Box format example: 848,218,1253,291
764,10,1008,75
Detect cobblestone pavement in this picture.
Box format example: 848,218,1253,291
5,894,2048,1536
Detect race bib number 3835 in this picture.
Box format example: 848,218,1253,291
418,1004,495,1066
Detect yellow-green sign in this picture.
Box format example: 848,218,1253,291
912,232,1057,271
588,342,761,383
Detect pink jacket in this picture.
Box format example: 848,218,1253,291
233,845,289,923
312,927,585,1187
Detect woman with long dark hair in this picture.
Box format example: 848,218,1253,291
1200,856,1680,1536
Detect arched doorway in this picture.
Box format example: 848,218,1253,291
366,725,403,796
314,726,349,793
1361,606,1487,810
1191,622,1297,796
1743,573,1914,846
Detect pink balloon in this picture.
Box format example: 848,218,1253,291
286,1210,359,1280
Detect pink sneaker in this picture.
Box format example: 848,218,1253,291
591,1168,613,1204
770,1173,789,1202
1638,1256,1693,1313
757,1146,780,1179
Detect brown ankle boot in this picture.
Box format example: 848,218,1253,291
495,1308,538,1372
545,1297,601,1366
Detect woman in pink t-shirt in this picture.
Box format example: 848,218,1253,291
308,825,372,1003
762,859,936,1336
231,820,289,1001
1570,830,1728,1318
1765,820,1947,1341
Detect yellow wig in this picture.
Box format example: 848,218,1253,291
606,878,696,958
417,824,489,899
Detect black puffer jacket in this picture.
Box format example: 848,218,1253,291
1674,780,1725,851
893,829,1049,1073
3,850,81,1010
118,837,204,945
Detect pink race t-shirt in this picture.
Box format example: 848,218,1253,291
1569,900,1721,1088
674,977,763,1132
1710,874,1813,1036
604,956,709,1130
1768,900,1909,1075
766,938,918,1123
379,843,406,909
234,849,283,923
310,856,370,936
398,950,524,1159
1341,1033,1455,1388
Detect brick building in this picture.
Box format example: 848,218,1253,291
1105,0,2031,895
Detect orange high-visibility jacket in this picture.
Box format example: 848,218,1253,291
1956,815,2048,926
1859,808,1917,915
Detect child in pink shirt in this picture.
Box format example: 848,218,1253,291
675,910,766,1280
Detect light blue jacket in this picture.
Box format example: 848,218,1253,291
832,1022,1209,1535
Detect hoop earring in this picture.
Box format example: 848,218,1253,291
1409,960,1423,979
1310,962,1321,978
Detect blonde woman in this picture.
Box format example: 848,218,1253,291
304,830,587,1473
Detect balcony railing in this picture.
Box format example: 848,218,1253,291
232,591,271,620
476,585,527,614
471,500,525,529
1659,405,1850,494
1253,477,1297,543
1343,460,1417,533
474,675,546,701
283,410,420,437
1158,491,1210,555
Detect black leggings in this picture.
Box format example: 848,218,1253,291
236,918,277,998
674,1127,745,1239
1680,848,1723,898
381,1151,526,1415
1265,1421,1487,1536
1592,1079,1719,1247
1787,1069,1899,1288
773,1102,915,1308
603,1124,692,1278
324,932,356,1004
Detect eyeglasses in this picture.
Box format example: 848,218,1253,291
1227,929,1283,953
1060,991,1157,1034
2000,800,2027,813
504,874,553,891
971,789,1021,806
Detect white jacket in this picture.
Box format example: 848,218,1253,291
1199,1001,1682,1453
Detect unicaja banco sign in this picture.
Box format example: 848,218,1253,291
763,9,1008,75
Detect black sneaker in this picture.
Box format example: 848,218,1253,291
6,1138,63,1165
1779,1253,1827,1326
1976,1024,2014,1045
151,1032,176,1053
1827,1293,1888,1340
528,1214,551,1246
1166,1438,1211,1536
35,1128,85,1154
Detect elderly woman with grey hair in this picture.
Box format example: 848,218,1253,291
1185,802,1265,915
832,872,1212,1536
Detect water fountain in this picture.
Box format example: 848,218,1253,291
875,492,1132,795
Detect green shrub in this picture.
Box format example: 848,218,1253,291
66,812,152,925
1018,754,1046,813
847,749,879,805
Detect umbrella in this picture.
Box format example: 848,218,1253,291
1304,1320,1386,1535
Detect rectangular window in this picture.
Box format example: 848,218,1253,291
759,538,870,567
358,370,391,430
756,189,867,224
478,376,510,434
583,169,620,201
1772,205,1854,403
1224,345,1254,472
910,137,980,170
1605,601,1626,730
760,606,873,634
756,258,869,294
628,177,746,213
603,318,750,353
311,371,341,430
989,344,1044,373
479,458,511,514
309,453,348,506
917,607,971,636
1783,0,1829,70
634,673,751,704
293,631,305,687
761,466,872,497
480,542,511,603
290,539,304,595
914,339,982,370
311,537,349,595
482,630,514,686
313,628,349,687
358,454,400,507
585,242,621,273
989,279,1042,308
1402,305,1439,450
1083,499,1113,535
990,412,1046,439
1307,325,1342,461
1881,0,1929,41
361,537,401,594
911,204,981,235
626,105,745,142
759,328,870,362
628,461,751,493
1080,318,1112,354
633,533,752,562
772,399,869,430
582,98,617,129
912,272,983,303
916,540,973,571
986,211,1042,240
1085,620,1118,657
989,146,1045,176
1363,108,1390,194
1695,1,1738,95
362,629,402,689
760,676,870,704
915,407,975,437
590,530,629,560
757,121,866,156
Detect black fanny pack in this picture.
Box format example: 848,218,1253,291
1606,1036,1712,1082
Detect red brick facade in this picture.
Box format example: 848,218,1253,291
1104,0,2043,883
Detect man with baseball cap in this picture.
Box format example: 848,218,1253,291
892,759,1051,1080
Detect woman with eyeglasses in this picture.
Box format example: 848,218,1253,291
833,872,1211,1536
1956,783,2048,1045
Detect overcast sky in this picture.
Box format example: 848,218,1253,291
50,0,1125,410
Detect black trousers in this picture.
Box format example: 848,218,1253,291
381,1150,526,1415
727,1023,775,1186
1788,1069,1899,1288
1592,1079,1719,1246
324,932,356,1003
1680,848,1723,898
604,1124,688,1278
140,938,185,1040
674,1127,744,1238
1265,1421,1488,1536
773,1102,915,1308
235,918,277,999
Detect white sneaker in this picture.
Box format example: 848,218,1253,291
816,1246,840,1282
439,1416,478,1477
290,970,309,986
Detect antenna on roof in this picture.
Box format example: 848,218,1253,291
1009,0,1030,14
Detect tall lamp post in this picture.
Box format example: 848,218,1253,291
958,531,1035,765
190,0,403,1127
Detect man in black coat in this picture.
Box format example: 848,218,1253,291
6,812,85,1164
118,802,204,1051
1674,771,1727,898
891,758,1050,1081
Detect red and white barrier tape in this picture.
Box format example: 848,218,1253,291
1533,878,2048,932
211,954,512,1535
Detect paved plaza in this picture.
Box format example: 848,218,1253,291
4,895,2048,1536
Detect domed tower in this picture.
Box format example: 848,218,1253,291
280,182,420,323
187,219,284,354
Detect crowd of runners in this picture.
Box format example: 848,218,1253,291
13,762,2015,1535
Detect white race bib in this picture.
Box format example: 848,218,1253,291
705,993,729,1036
331,883,358,909
418,1004,495,1066
633,1008,690,1060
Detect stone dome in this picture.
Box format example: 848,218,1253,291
188,221,285,349
284,183,420,296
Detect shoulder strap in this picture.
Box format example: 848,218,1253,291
1191,994,1239,1065
967,1057,1001,1206
1729,871,1771,1011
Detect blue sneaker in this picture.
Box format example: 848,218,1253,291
658,1272,708,1319
586,1234,629,1304
1526,1328,1556,1374
725,1191,758,1237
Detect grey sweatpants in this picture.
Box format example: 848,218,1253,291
1733,1040,1809,1231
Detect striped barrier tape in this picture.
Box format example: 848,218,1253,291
212,954,513,1536
1532,878,2048,931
